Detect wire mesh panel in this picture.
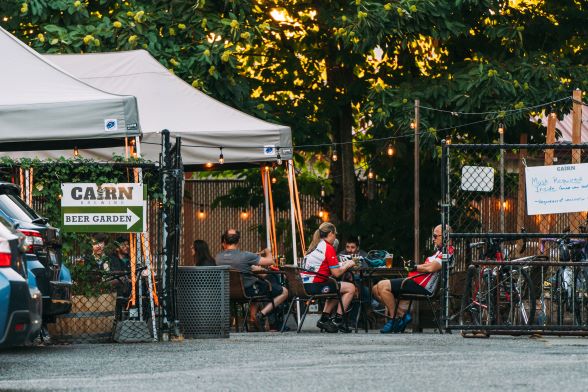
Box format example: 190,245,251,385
176,266,230,338
48,293,116,343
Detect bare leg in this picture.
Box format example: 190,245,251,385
322,299,337,314
375,280,405,318
260,287,289,316
337,282,356,314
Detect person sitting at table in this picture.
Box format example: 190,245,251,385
191,239,216,266
372,224,449,334
215,228,288,332
338,236,368,261
301,222,356,333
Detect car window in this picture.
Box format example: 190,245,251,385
0,194,40,223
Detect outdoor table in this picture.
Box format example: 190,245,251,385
350,267,407,332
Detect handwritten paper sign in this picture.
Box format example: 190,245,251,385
525,163,588,215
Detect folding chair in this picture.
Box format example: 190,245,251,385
228,269,275,332
280,266,343,333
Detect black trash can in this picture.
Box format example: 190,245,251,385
177,266,230,338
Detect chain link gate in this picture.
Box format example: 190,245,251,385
441,142,588,336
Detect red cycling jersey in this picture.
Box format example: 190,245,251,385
301,240,339,283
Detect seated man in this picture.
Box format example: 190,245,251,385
215,228,288,332
372,224,448,334
338,236,368,261
109,237,131,320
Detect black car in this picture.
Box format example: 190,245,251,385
0,182,71,323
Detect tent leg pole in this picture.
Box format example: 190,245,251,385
263,167,272,252
287,161,301,326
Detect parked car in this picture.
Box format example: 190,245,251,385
0,218,36,348
0,182,71,324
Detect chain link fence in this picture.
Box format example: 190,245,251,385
442,143,588,335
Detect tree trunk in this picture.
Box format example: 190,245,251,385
332,105,356,223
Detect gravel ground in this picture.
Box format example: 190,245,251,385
1,332,588,391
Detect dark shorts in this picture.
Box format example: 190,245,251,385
390,278,431,297
245,276,284,298
304,281,338,295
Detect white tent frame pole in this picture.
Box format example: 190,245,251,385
287,160,301,326
263,167,271,251
135,136,158,340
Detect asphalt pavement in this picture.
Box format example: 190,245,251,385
1,332,588,391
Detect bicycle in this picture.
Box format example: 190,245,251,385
540,233,588,326
460,237,535,332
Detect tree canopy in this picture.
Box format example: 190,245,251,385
1,0,587,255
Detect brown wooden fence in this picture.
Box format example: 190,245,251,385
180,179,321,265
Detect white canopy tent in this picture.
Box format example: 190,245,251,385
8,49,292,167
0,27,140,150
535,111,588,142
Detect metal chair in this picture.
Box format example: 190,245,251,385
228,269,275,332
280,266,343,333
392,273,444,334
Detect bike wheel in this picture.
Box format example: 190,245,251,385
553,268,567,325
501,267,535,326
572,268,588,325
460,266,494,330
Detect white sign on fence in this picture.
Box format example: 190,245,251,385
525,163,588,215
461,166,495,192
61,183,145,232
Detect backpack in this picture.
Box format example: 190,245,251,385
365,250,387,268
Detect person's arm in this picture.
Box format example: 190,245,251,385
330,260,355,278
257,248,274,266
415,258,442,273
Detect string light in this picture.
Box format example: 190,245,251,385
410,120,416,129
318,209,324,218
73,146,79,158
386,144,394,157
271,177,277,184
276,148,282,165
367,169,374,180
205,162,214,168
320,186,325,198
331,145,338,162
240,209,250,220
197,204,205,219
218,147,224,164
498,122,505,135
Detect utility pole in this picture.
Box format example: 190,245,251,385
414,99,420,265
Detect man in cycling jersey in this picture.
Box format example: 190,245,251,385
372,224,449,333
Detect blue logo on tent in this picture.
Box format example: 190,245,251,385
106,121,116,130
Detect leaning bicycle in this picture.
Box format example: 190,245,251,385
460,238,535,333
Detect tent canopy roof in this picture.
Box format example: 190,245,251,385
0,27,140,150
44,50,292,167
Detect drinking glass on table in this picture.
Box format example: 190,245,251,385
385,253,393,268
352,253,361,267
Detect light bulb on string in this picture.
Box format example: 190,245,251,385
386,144,394,157
218,147,224,164
410,120,416,129
73,146,79,158
331,145,338,162
498,122,505,135
276,147,282,165
318,209,324,218
271,177,277,184
240,209,250,220
205,162,214,168
320,186,325,198
367,169,374,180
197,204,206,220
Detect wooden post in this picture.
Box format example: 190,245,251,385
413,99,421,332
571,90,583,232
414,100,420,265
516,133,527,252
540,113,557,234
